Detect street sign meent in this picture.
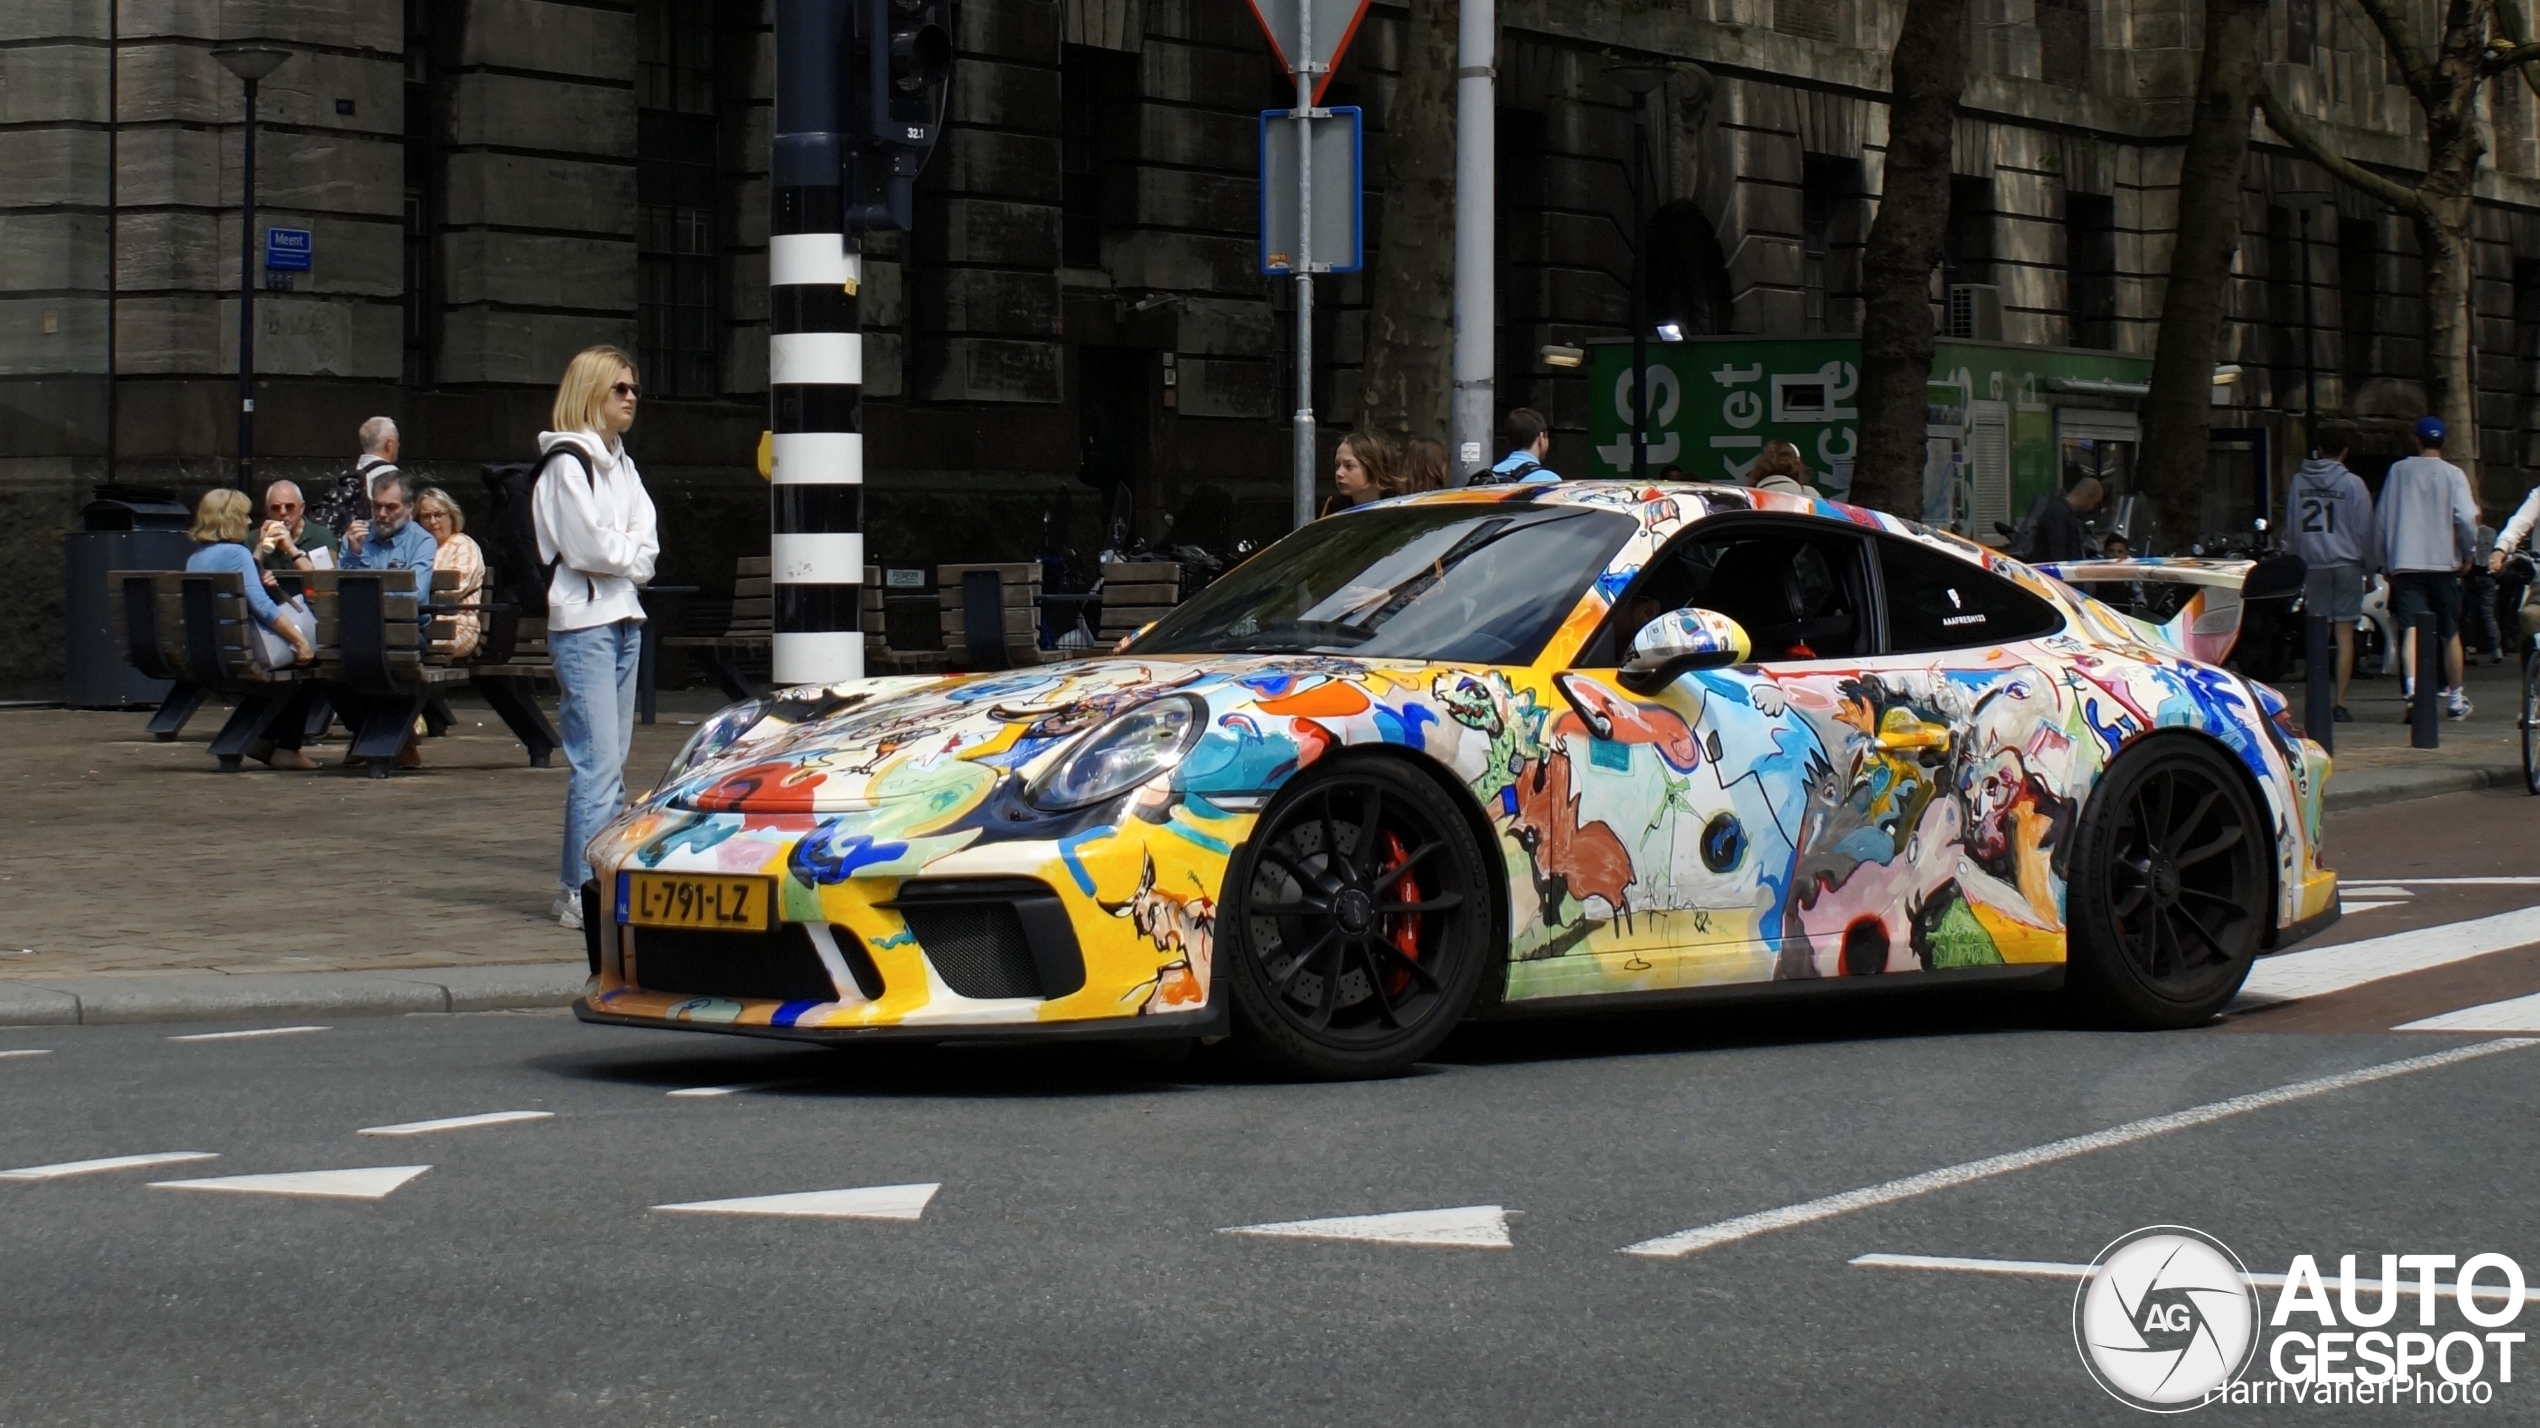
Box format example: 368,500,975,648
1243,0,1373,97
1259,108,1363,276
263,227,312,272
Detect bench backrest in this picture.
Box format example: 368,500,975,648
305,569,420,693
112,569,275,690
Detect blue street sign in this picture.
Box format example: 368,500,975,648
264,227,313,272
1258,107,1363,276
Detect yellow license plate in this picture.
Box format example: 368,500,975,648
619,872,775,932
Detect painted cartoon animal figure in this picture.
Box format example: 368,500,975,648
1508,748,1635,930
1099,853,1218,1013
1435,670,1546,805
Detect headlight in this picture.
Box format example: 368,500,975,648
655,698,770,790
1027,695,1205,809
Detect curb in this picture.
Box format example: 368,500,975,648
2323,763,2526,813
0,963,588,1028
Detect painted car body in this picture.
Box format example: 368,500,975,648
575,483,2338,1041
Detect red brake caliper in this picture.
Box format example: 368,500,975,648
1380,829,1421,994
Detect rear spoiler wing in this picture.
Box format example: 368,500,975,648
2033,555,2304,664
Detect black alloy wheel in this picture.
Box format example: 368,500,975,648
1221,759,1494,1079
2067,737,2269,1028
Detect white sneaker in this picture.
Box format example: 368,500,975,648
552,888,584,930
2447,690,2473,720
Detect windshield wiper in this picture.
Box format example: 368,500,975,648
1211,619,1375,651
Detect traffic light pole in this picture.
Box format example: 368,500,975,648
770,0,864,685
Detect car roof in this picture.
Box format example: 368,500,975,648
1385,478,2007,572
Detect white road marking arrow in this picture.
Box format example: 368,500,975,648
358,1110,554,1137
0,1152,218,1181
1220,1205,1515,1249
149,1165,431,1200
654,1183,941,1222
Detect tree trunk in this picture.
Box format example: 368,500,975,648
1357,0,1457,439
2136,0,2267,552
1851,0,1967,517
2417,203,2480,480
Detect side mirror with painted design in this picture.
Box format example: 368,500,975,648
1618,608,1751,694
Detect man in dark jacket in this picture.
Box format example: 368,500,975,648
2286,436,2374,718
2032,477,2103,563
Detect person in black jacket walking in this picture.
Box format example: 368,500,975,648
2032,477,2104,563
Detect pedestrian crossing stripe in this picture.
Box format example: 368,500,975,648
2396,990,2540,1034
0,1151,218,1181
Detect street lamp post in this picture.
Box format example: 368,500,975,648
1607,64,1669,484
210,45,292,492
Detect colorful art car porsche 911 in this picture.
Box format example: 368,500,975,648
573,482,2339,1078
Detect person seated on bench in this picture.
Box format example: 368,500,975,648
188,489,320,770
188,489,315,668
340,469,439,615
415,486,486,659
256,479,335,594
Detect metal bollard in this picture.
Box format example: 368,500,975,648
2411,610,2440,749
2304,613,2334,755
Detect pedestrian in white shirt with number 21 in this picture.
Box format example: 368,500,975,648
534,345,660,930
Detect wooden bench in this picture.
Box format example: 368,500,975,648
112,569,210,740
1097,560,1182,644
111,568,314,771
305,569,559,776
429,567,562,764
666,558,910,696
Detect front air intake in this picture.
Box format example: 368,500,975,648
884,878,1087,1001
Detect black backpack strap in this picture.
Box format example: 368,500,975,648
538,446,596,488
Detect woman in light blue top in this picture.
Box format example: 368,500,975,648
186,488,315,665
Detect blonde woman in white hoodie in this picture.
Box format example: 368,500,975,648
534,345,661,928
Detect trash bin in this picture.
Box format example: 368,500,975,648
64,485,195,708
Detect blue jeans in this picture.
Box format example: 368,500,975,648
553,618,643,892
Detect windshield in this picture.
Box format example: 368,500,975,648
1131,502,1635,664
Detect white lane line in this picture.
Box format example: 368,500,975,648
1221,1205,1516,1250
1852,1253,2540,1306
150,1165,430,1201
1620,1038,2537,1260
654,1183,940,1222
666,1081,794,1098
2236,905,2540,1005
2337,885,2413,899
2337,901,2401,914
2396,990,2540,1034
2365,877,2540,887
0,1049,52,1059
357,1110,554,1137
166,1025,330,1043
0,1151,218,1182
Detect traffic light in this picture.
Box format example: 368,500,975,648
845,0,950,232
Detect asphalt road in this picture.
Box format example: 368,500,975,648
6,787,2540,1426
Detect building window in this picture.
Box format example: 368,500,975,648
638,0,719,398
1773,0,1839,43
2286,0,2314,64
1944,176,1995,288
1801,156,1860,334
2039,0,2090,90
2065,191,2117,349
2339,216,2378,395
1060,46,1137,270
403,0,437,386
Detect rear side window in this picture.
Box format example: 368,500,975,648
1879,536,2064,652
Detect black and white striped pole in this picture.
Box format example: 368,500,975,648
769,0,864,685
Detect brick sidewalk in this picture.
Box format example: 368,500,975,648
0,695,721,980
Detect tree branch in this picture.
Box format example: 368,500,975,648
2491,0,2540,97
2256,77,2430,218
2353,0,2442,104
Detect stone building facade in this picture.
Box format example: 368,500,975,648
7,0,2540,696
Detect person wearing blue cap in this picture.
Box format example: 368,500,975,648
2373,415,2481,720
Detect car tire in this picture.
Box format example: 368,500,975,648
2066,736,2269,1029
1219,758,1494,1080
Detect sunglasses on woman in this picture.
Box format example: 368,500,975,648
611,382,641,399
